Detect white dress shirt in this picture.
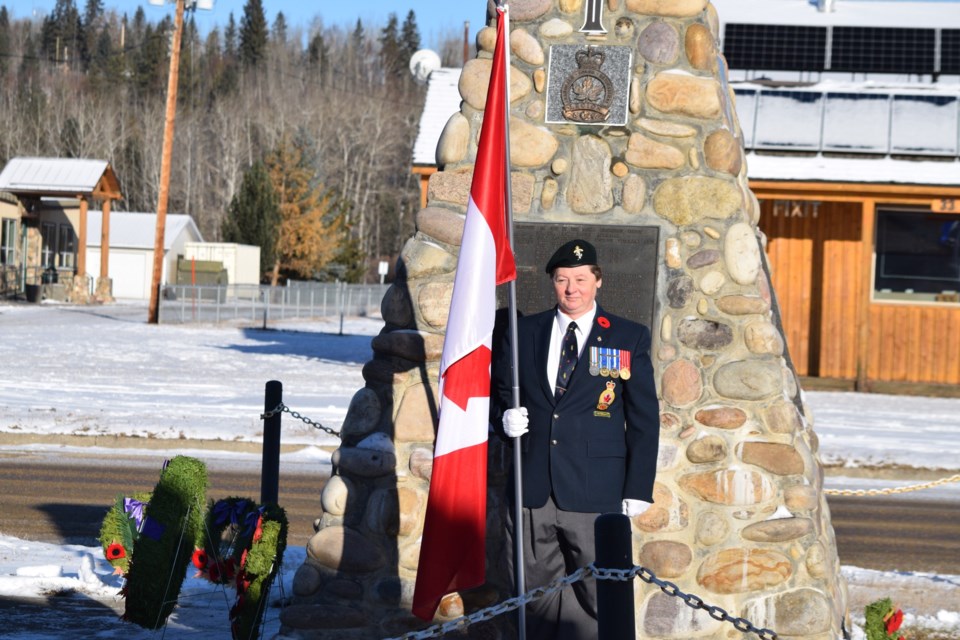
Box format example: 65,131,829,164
546,303,597,387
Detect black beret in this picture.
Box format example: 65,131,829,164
545,239,598,273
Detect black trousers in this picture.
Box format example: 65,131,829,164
505,494,600,640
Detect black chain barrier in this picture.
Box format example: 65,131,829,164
260,402,341,438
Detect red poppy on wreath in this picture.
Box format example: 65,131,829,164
253,515,264,542
240,548,249,568
236,569,251,594
885,609,904,634
106,543,126,561
223,557,237,580
597,316,610,328
191,548,208,571
208,561,222,583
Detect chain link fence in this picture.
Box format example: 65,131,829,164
158,282,390,325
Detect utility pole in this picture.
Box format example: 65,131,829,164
147,0,186,324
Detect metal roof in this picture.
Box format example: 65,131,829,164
0,157,120,197
86,211,203,250
412,68,464,166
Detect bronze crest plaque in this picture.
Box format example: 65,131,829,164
545,45,632,127
498,223,660,329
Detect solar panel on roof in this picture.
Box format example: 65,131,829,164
889,95,959,156
831,27,936,74
732,89,758,148
723,24,827,71
822,93,890,153
943,30,960,75
752,91,824,151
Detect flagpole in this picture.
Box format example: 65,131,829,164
498,3,527,639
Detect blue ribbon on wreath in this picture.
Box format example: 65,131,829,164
243,506,266,536
213,499,250,526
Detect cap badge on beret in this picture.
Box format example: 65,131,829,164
573,245,584,260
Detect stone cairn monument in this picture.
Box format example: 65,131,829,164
282,1,849,638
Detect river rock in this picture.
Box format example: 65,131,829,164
616,16,635,40
416,207,465,247
765,401,803,435
704,128,741,175
428,168,473,206
626,0,709,17
476,26,496,53
540,18,574,38
685,23,716,71
436,112,470,166
667,276,694,308
321,475,353,516
541,177,558,209
559,0,583,12
638,21,680,66
647,72,722,119
679,469,776,505
716,295,770,315
625,132,685,170
639,541,692,578
653,176,742,226
510,28,544,65
725,222,762,285
687,249,721,269
394,382,439,442
567,135,614,214
741,517,814,543
380,284,414,328
307,526,386,573
714,360,782,400
677,318,733,350
635,483,690,533
805,543,827,578
400,238,455,279
665,238,682,269
697,548,792,594
459,59,531,111
280,604,367,630
339,388,381,439
686,434,727,463
372,330,445,363
552,157,569,174
637,118,698,138
695,405,747,429
696,511,729,546
409,447,434,480
744,589,833,636
622,174,647,214
740,442,805,475
510,117,559,167
293,562,323,597
332,446,397,478
785,485,818,511
418,281,454,329
745,320,784,355
660,314,673,342
699,271,726,295
643,592,722,636
662,359,702,407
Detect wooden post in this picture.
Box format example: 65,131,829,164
857,199,876,391
147,0,186,324
77,195,88,278
100,198,111,280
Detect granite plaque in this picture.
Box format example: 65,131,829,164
545,45,632,126
498,223,660,329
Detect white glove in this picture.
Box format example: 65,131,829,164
622,499,652,517
503,407,529,438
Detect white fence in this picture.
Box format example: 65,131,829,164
158,283,390,325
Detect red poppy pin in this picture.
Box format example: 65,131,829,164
598,316,610,328
106,542,126,561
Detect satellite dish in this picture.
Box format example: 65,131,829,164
409,49,442,85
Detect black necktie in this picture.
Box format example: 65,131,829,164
555,321,578,401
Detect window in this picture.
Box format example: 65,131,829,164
875,207,960,302
41,223,57,268
58,224,76,270
1,219,16,265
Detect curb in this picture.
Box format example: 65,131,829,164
0,431,330,454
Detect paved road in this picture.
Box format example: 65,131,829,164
2,453,959,575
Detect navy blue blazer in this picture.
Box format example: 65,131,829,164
492,305,660,513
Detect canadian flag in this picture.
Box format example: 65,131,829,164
411,7,516,621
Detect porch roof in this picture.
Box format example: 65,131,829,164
0,157,122,200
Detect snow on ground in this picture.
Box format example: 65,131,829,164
1,302,959,638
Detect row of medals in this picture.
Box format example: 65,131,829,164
588,347,631,380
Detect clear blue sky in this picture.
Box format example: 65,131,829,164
8,1,491,49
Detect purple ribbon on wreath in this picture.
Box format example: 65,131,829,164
123,497,147,529
213,499,250,526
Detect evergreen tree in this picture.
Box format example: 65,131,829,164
238,0,267,67
81,0,103,66
41,0,83,66
400,10,421,71
272,11,287,46
223,161,279,279
224,12,237,59
306,31,328,77
87,24,116,86
379,13,400,79
264,135,343,284
0,7,10,76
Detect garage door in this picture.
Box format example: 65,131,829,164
110,252,148,299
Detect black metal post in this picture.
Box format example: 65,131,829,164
595,513,636,640
261,380,282,505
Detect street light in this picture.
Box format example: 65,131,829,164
146,0,215,324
